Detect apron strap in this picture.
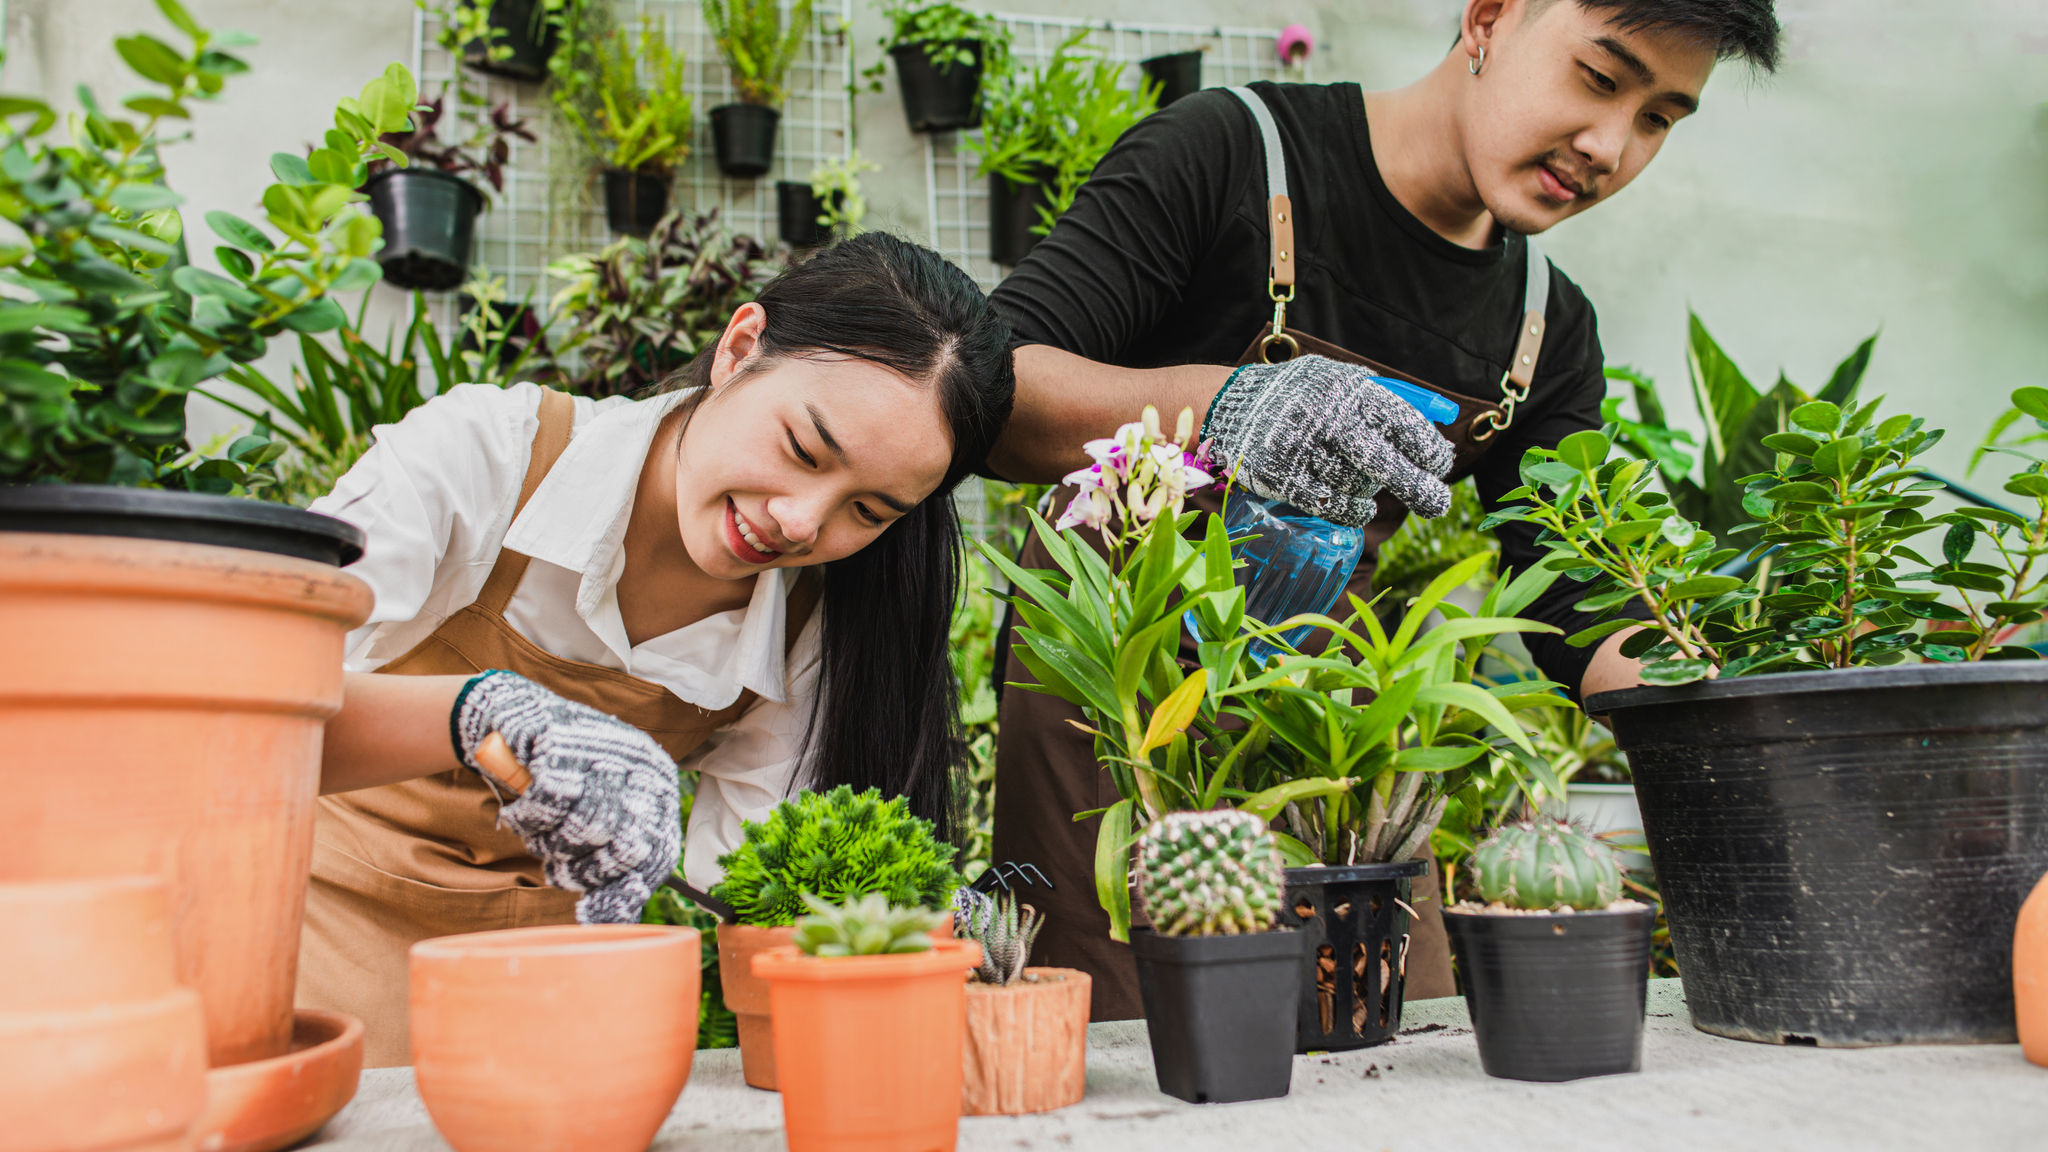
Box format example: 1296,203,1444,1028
1224,86,1296,291
1508,238,1551,391
474,387,577,615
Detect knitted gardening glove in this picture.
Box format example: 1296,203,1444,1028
452,670,681,925
1203,355,1456,527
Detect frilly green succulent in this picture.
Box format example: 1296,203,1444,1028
792,893,947,957
954,887,1044,985
1135,809,1285,937
1471,819,1624,911
710,785,958,927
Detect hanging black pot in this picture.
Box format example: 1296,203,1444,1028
776,181,845,248
988,165,1054,268
363,167,484,293
0,485,364,567
460,0,560,83
1279,860,1428,1052
1129,927,1303,1104
710,104,781,179
1587,662,2048,1047
889,39,984,132
1139,50,1204,107
1444,905,1653,1082
602,167,671,237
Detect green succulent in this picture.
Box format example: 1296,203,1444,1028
954,887,1043,985
1471,820,1623,911
792,893,946,957
1135,810,1285,937
710,785,959,927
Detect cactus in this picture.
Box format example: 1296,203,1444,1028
1470,820,1624,911
711,785,959,927
1135,810,1286,937
954,887,1044,985
791,893,949,957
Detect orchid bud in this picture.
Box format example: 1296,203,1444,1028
1174,407,1195,446
1142,405,1162,442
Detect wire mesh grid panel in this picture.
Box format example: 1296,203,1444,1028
413,0,852,309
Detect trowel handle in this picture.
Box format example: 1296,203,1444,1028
474,731,532,796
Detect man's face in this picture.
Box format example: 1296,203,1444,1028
1461,0,1718,234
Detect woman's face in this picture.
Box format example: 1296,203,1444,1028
674,303,955,581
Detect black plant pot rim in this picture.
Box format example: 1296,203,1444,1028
1129,925,1305,963
1444,903,1654,925
1141,49,1205,65
0,484,365,567
1586,660,2048,715
363,164,487,203
891,37,983,56
1284,859,1427,885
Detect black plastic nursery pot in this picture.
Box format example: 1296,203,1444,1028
710,104,780,179
602,167,671,237
775,181,842,248
1279,860,1428,1052
1139,50,1204,107
1130,927,1304,1104
890,40,984,132
363,167,483,293
0,485,365,567
1587,662,2048,1046
1443,905,1654,1082
988,167,1053,268
460,0,559,83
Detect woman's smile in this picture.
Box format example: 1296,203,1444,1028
725,497,783,565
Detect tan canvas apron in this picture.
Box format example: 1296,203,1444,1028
991,86,1552,1020
298,388,821,1067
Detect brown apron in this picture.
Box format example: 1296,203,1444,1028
298,388,821,1067
990,86,1552,1021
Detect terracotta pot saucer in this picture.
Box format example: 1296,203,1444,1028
195,1009,365,1152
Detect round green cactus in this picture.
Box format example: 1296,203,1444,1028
1135,809,1285,936
710,785,958,927
1471,819,1624,911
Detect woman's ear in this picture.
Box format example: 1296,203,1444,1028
709,302,769,392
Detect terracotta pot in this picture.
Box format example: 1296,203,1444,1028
411,925,701,1152
2019,870,2048,1067
0,876,208,1152
962,967,1090,1115
0,533,371,1068
717,923,795,1090
755,939,982,1152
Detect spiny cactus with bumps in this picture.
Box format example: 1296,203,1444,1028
1471,820,1624,911
1136,810,1286,937
792,893,949,957
955,887,1045,985
711,785,958,926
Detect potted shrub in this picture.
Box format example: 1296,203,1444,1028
704,785,959,1090
1443,820,1650,1081
755,895,980,1151
1139,48,1204,107
777,151,874,248
953,888,1089,1115
702,0,813,178
430,0,592,84
869,0,1008,133
0,7,408,1143
552,16,692,237
1491,386,2048,1046
361,87,533,291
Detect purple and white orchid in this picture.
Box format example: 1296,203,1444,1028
1055,405,1220,536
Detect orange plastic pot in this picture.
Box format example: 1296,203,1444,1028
0,534,371,1069
0,876,208,1152
756,939,982,1152
411,925,701,1152
962,967,1091,1115
2019,870,2048,1067
718,923,796,1090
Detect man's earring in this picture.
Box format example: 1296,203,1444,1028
1468,46,1486,75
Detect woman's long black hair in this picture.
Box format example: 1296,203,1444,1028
657,233,1015,843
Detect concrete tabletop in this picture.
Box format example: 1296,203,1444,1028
307,980,2044,1151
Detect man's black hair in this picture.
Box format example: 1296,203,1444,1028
1547,0,1783,73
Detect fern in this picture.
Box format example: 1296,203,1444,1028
710,785,959,926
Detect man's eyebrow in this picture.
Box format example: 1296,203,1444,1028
1591,35,1701,115
806,402,846,461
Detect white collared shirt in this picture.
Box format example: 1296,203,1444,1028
311,382,821,889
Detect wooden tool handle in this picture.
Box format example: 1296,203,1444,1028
474,731,532,796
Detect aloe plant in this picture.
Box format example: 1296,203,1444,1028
953,888,1043,984
793,893,947,957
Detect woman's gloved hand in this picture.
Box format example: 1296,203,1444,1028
1202,355,1457,527
452,670,680,925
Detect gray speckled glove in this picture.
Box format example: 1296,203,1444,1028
1203,355,1456,527
453,670,681,925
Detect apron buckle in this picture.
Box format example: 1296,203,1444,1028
1260,279,1299,363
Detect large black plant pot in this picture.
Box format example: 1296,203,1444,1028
603,167,671,237
710,104,780,179
1279,860,1427,1052
0,485,364,567
461,0,560,83
363,167,483,292
1130,927,1303,1104
890,40,983,132
988,166,1053,268
1139,50,1204,107
1443,905,1653,1082
776,181,842,248
1587,663,2048,1046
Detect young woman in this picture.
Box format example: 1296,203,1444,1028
297,234,1014,1066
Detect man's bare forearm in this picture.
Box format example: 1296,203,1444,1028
984,344,1234,483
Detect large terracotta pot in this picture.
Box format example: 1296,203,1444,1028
0,876,209,1152
756,939,981,1152
411,925,701,1152
0,533,372,1068
962,967,1091,1115
2019,870,2048,1067
717,923,796,1090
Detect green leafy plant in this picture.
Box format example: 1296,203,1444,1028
1371,478,1496,612
862,0,1009,93
1134,810,1284,937
1469,819,1624,911
808,151,877,236
952,887,1043,983
553,17,692,173
365,86,534,198
428,0,578,69
1924,386,2048,658
967,32,1157,234
709,785,959,927
0,1,414,492
702,0,815,107
792,893,947,956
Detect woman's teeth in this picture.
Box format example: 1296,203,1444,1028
734,505,775,555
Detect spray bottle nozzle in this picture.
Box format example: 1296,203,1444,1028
1369,376,1461,426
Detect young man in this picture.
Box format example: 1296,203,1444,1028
980,0,1783,1019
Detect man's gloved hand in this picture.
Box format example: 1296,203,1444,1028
453,670,680,925
1203,355,1457,527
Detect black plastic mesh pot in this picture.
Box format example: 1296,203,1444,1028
1279,860,1428,1051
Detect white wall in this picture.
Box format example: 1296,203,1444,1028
8,0,2045,481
